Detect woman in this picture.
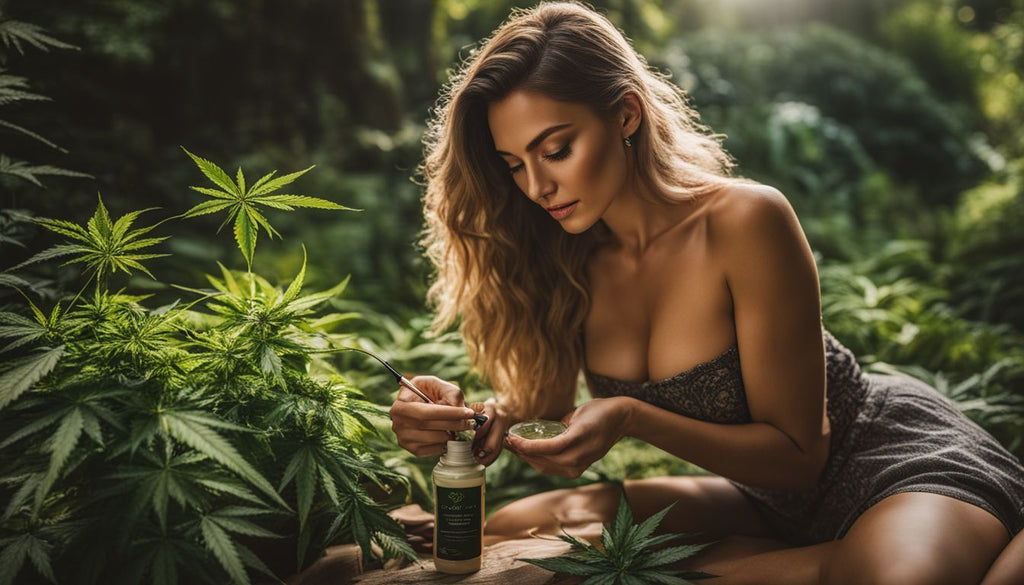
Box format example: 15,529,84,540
388,2,1024,583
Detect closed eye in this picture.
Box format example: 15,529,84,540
543,144,572,161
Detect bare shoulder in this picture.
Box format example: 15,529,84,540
706,182,804,256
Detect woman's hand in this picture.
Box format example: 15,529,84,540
389,375,478,457
470,398,514,466
505,397,633,478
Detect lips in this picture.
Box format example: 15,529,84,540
545,200,578,220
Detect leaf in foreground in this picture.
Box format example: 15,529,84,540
520,492,717,585
181,148,356,270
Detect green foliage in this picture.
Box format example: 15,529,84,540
180,148,356,272
820,240,1024,457
673,24,987,207
520,491,716,585
0,10,89,189
948,174,1024,332
0,154,415,585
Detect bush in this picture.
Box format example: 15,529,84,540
669,24,989,207
0,154,415,585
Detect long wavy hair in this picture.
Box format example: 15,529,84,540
419,1,736,419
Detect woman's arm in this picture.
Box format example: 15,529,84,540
622,396,828,490
510,185,830,489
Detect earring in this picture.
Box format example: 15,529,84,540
624,136,632,148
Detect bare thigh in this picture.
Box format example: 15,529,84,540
822,492,1010,585
673,492,1011,585
485,475,776,544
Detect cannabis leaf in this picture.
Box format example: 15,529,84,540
11,194,168,285
0,14,78,57
0,154,90,187
520,492,716,585
0,344,63,410
181,148,355,271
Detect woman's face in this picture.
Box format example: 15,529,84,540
487,89,630,234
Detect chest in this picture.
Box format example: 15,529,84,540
583,232,735,383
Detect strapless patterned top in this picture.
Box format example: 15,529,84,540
585,330,1024,544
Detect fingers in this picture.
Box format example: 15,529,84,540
389,378,476,458
390,399,476,422
505,432,571,457
393,428,451,457
404,375,466,408
471,401,504,466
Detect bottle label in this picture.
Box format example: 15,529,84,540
435,485,482,561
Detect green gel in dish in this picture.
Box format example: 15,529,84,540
508,419,567,440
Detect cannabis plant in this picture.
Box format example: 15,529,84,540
0,10,90,188
520,492,715,585
0,152,416,585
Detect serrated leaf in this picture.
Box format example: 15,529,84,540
0,19,78,54
247,166,314,197
0,409,62,448
0,118,61,150
631,543,711,571
233,208,256,270
246,170,277,195
235,167,245,195
259,194,353,210
0,273,29,288
182,148,240,197
611,491,633,552
519,554,606,576
151,540,178,585
259,344,282,380
45,407,84,480
183,199,235,219
579,575,618,585
196,479,264,505
208,513,280,539
235,541,279,581
201,516,250,585
7,243,85,272
0,533,54,585
279,246,306,306
0,345,64,410
159,410,287,508
631,503,675,548
282,447,315,532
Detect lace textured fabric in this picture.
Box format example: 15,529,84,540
585,330,1024,544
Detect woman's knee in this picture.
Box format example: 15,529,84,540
485,482,620,540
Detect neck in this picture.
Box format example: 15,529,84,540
601,188,696,258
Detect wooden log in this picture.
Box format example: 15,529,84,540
354,537,582,585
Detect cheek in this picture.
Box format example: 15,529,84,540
580,135,626,197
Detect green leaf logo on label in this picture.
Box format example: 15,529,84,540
448,490,465,504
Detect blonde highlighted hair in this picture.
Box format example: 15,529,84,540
420,1,735,419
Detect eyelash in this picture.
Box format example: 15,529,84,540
508,144,573,175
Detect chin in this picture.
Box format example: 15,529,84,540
558,217,595,235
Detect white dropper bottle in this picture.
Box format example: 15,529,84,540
432,439,485,573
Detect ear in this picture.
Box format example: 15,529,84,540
618,91,643,140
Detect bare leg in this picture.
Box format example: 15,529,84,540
485,476,777,545
981,529,1024,585
687,492,1010,585
491,483,1011,585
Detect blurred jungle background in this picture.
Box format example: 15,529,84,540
2,0,1023,583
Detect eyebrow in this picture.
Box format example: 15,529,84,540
494,123,572,156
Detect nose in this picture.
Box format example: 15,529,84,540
522,165,555,203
